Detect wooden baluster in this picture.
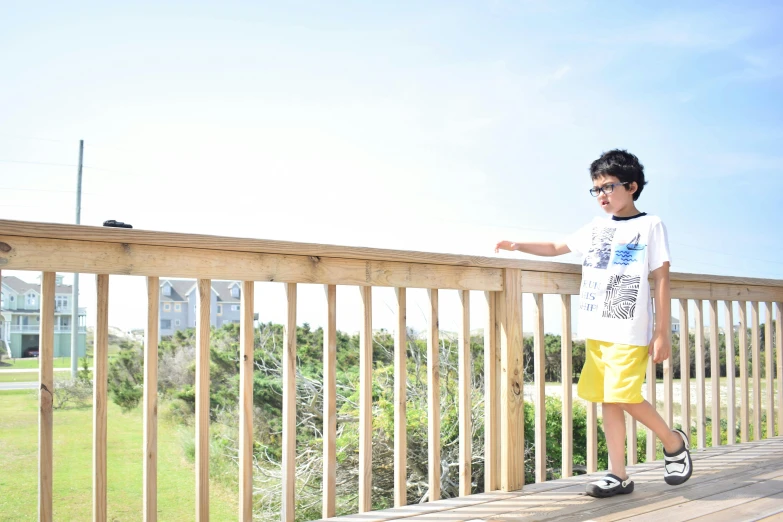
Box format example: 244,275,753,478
459,290,472,496
738,301,749,443
752,302,761,441
394,288,407,506
560,295,573,478
239,281,255,522
144,277,159,522
195,279,211,521
94,275,109,522
626,413,637,467
587,402,598,474
709,300,721,447
359,286,373,512
427,289,441,501
499,269,524,491
694,300,706,449
664,342,674,430
39,272,55,522
323,285,337,517
765,303,774,439
777,303,783,436
679,299,691,446
282,283,297,522
646,355,657,461
484,291,499,492
533,293,546,483
724,301,736,445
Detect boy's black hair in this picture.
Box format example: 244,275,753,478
590,149,647,201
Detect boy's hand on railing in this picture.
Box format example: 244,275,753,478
650,331,671,364
495,240,517,253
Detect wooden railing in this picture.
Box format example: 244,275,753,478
0,219,781,521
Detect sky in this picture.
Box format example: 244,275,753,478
1,1,782,335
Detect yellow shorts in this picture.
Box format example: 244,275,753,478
577,339,649,404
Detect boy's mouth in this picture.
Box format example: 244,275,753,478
601,200,610,207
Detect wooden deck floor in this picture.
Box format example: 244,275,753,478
324,437,783,522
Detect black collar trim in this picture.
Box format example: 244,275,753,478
612,212,647,221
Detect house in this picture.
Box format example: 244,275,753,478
0,275,87,359
159,279,242,337
671,316,680,333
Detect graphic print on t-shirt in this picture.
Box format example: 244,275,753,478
602,275,640,320
584,227,616,269
612,233,647,266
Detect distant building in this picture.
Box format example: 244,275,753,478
159,279,242,337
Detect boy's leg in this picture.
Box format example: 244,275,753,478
621,400,682,453
602,403,628,479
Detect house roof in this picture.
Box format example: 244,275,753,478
2,275,75,295
160,279,240,303
212,281,240,303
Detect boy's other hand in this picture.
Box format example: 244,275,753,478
650,331,671,363
495,240,517,253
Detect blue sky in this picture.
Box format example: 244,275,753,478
1,1,782,333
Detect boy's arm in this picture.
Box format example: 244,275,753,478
495,241,571,257
651,261,672,363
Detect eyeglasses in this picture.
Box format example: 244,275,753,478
589,182,629,197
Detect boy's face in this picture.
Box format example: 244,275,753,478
592,174,636,215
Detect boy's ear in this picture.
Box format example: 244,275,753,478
627,182,638,195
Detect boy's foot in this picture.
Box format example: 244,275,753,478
585,474,634,498
664,428,693,486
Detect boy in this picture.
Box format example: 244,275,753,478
495,149,692,498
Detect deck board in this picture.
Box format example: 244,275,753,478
321,437,783,522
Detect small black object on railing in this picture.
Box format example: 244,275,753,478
102,219,133,229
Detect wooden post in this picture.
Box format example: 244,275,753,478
765,302,774,439
533,293,546,483
560,295,573,478
195,279,211,521
359,286,373,512
499,269,524,491
587,403,598,474
144,277,159,522
239,281,255,522
394,288,407,507
709,300,721,446
282,283,297,522
427,289,441,501
777,303,783,437
752,302,761,441
484,291,499,492
694,300,706,449
626,413,637,466
679,299,691,446
646,356,657,461
94,274,110,522
724,301,736,445
323,285,337,518
39,272,56,522
739,302,749,443
458,290,472,496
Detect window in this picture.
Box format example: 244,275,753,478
174,319,181,327
174,303,181,312
160,319,172,329
164,303,171,312
55,295,68,310
231,305,240,312
217,305,223,315
162,285,171,297
26,293,36,306
231,286,240,299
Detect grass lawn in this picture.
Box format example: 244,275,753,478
0,357,75,370
0,372,73,384
0,391,237,521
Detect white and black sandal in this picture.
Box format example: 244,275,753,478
585,473,634,498
664,428,693,485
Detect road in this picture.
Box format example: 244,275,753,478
0,382,38,391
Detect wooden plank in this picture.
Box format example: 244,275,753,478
427,289,441,502
323,285,337,517
626,413,637,467
239,281,255,522
587,402,598,474
144,277,159,522
195,279,211,522
359,286,373,512
0,235,503,291
94,274,109,522
499,270,524,491
663,343,673,429
560,295,573,478
709,299,721,447
646,355,657,461
777,303,783,437
739,302,749,443
394,288,407,507
484,291,499,492
765,302,774,439
724,301,736,445
458,290,472,496
689,491,783,522
752,302,762,441
38,272,55,522
679,299,691,447
533,293,546,483
6,219,783,287
282,283,297,522
694,300,706,449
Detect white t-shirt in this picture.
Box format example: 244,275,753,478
566,213,671,347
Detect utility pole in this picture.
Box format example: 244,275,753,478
71,140,83,379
